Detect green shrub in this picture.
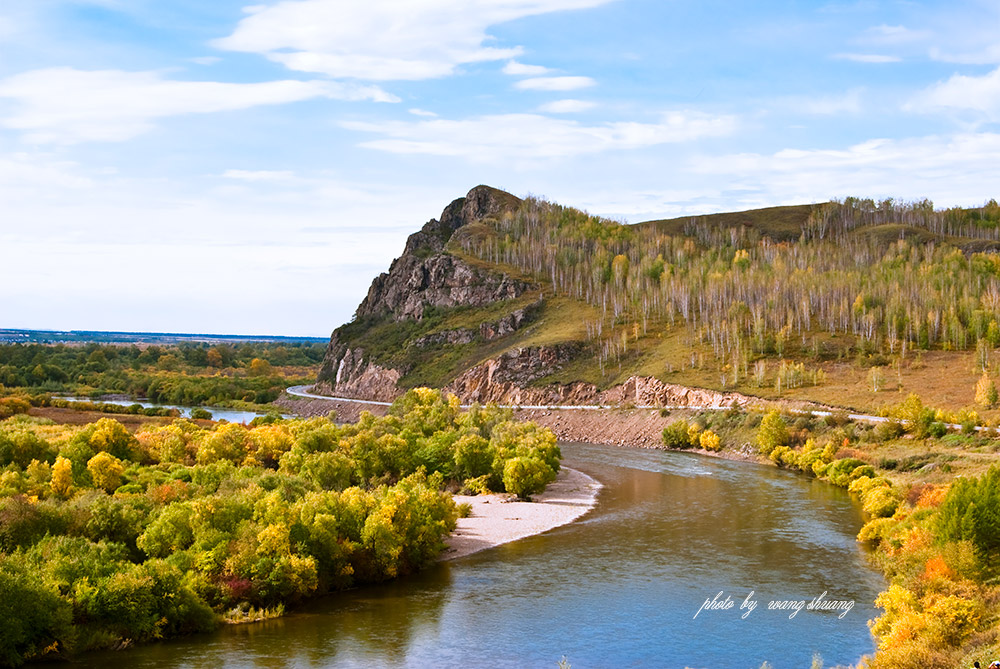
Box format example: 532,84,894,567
502,456,555,500
937,465,1000,557
662,420,692,449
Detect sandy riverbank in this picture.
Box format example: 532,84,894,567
439,466,602,561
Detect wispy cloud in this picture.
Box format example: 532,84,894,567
905,66,1000,120
929,44,1000,66
221,169,296,182
342,111,737,161
515,76,596,91
538,99,596,113
861,24,929,45
503,60,552,76
214,0,613,81
833,53,901,63
692,132,1000,206
0,68,397,144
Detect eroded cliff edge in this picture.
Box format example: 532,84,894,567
315,185,535,401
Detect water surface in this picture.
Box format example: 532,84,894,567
57,397,287,423
68,442,883,669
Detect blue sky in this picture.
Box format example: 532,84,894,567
2,0,999,336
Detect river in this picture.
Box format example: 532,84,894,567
56,397,288,424
65,442,883,669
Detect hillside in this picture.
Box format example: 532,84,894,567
314,186,1000,417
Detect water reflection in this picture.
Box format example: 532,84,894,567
66,442,883,669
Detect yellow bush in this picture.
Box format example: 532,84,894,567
699,430,721,451
87,451,124,493
51,455,74,498
924,594,982,647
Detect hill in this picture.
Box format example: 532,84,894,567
314,186,1000,417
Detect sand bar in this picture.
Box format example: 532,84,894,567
439,467,602,561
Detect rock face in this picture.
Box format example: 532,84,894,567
317,185,531,396
356,185,529,322
313,344,402,402
480,300,540,340
598,376,756,409
358,253,528,321
446,345,596,405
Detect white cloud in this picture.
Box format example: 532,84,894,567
862,24,928,45
408,108,438,117
833,53,901,63
929,44,1000,66
214,0,613,81
0,67,398,143
538,99,596,113
503,60,552,76
0,151,456,334
221,169,296,181
342,111,737,161
515,76,596,91
691,132,1000,206
906,67,1000,120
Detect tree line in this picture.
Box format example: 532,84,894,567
456,196,1000,376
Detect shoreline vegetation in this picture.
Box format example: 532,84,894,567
0,388,568,666
280,388,1000,668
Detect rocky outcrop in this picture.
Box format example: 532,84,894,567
313,345,401,403
480,300,540,340
446,345,596,405
356,185,529,322
446,351,761,409
413,328,477,348
318,185,531,395
598,376,757,408
414,299,541,348
359,253,529,321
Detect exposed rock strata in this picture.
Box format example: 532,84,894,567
358,253,529,322
356,185,528,322
318,185,531,395
313,346,401,402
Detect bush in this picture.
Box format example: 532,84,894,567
502,456,555,500
937,465,1000,557
699,430,722,452
0,561,74,665
874,420,905,442
662,420,692,449
826,458,872,487
0,427,56,468
756,411,788,456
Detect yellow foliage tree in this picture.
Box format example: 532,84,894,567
248,358,273,376
974,370,998,409
87,451,124,492
51,455,74,498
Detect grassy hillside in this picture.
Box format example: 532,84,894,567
335,192,1000,418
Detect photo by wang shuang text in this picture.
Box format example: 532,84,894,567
694,591,855,620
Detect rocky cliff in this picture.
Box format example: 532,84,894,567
317,185,534,396
355,185,528,321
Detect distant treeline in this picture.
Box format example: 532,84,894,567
0,342,325,406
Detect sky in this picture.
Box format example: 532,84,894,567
2,0,1000,336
